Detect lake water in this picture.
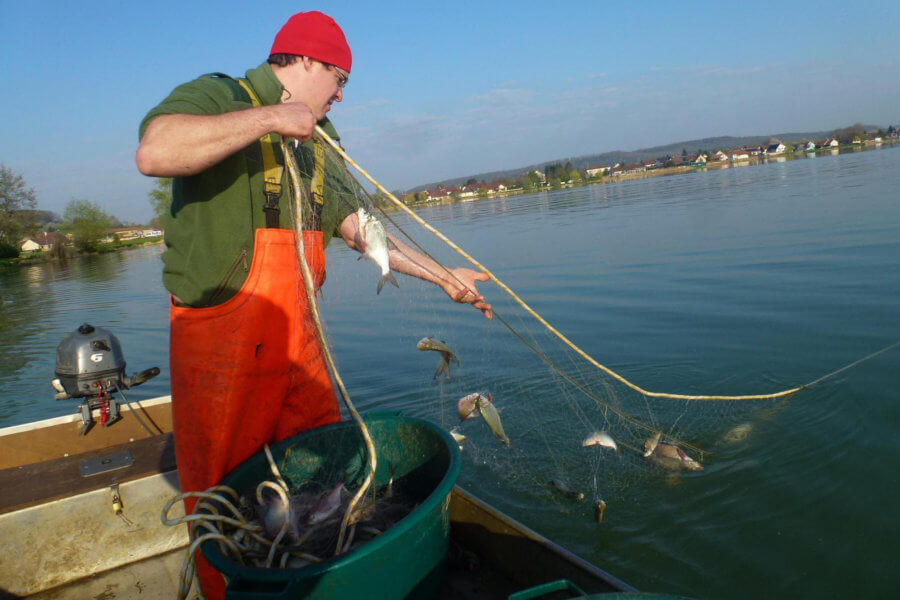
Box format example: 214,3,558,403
2,146,899,599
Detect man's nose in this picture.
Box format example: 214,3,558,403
334,88,343,102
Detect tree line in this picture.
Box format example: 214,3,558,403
0,164,172,259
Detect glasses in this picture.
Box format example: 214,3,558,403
324,63,349,89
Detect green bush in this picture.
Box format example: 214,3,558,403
0,241,19,259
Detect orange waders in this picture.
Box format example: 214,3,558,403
169,228,339,599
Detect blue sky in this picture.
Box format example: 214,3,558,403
1,1,898,223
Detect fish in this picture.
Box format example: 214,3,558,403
449,428,467,444
255,490,293,540
306,481,346,525
357,207,399,294
456,393,484,421
721,422,753,444
643,431,663,457
648,442,703,472
417,336,460,380
476,394,510,446
582,430,618,453
593,499,607,525
549,479,585,502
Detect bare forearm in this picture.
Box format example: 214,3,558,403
338,211,492,318
135,102,316,177
136,110,276,176
385,234,455,286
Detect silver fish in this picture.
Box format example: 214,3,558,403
417,336,460,380
357,207,399,294
449,428,467,444
255,491,292,540
549,479,584,502
456,393,483,421
476,394,510,446
306,481,345,525
648,443,703,472
643,431,663,457
582,430,618,453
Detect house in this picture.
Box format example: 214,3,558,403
585,165,610,178
817,139,839,148
730,149,750,161
142,229,163,238
745,145,763,156
640,158,660,169
805,141,816,151
18,232,67,252
766,143,786,155
424,188,453,202
622,163,646,174
713,150,729,162
20,239,41,252
690,154,708,166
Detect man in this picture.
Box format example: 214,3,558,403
136,10,490,598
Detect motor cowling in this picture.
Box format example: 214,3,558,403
52,323,159,434
54,323,128,398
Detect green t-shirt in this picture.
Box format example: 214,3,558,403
139,62,355,307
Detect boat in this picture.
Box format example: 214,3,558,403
0,396,637,599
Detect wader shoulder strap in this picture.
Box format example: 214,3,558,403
236,79,282,228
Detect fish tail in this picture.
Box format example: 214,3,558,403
433,358,449,380
377,272,399,294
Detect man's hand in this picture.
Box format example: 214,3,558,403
269,101,317,141
442,268,492,320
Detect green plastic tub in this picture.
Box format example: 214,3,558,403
200,414,461,599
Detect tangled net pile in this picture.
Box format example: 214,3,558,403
162,445,412,599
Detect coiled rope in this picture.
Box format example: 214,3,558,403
314,125,897,402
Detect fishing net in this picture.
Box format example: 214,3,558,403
287,129,806,501
165,129,896,597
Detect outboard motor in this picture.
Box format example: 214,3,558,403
51,323,159,434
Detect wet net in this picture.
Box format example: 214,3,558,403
163,127,897,597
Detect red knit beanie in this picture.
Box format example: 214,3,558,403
270,11,352,73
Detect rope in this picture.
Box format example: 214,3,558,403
281,138,378,556
312,125,897,402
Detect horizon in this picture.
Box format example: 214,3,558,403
2,1,898,223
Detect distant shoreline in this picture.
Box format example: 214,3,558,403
400,140,897,210
1,237,164,267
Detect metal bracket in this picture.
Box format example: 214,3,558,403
80,450,134,477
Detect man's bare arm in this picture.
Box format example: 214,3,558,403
135,102,317,177
339,211,492,319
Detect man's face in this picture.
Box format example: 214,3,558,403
282,59,344,121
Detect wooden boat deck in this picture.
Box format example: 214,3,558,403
0,399,633,599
